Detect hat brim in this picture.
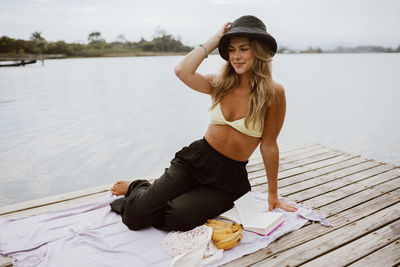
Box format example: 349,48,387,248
218,27,277,60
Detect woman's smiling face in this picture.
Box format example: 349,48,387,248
228,37,255,76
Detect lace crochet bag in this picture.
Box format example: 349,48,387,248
162,225,223,267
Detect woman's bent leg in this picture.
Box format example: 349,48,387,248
154,186,237,232
110,161,197,230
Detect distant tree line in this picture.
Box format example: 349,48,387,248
278,45,400,54
0,30,193,57
1,30,399,58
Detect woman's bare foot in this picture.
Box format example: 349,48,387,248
111,180,133,196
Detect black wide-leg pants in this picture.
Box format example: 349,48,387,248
110,138,251,232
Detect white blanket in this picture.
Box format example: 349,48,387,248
0,191,331,267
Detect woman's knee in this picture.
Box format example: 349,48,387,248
122,192,164,230
160,196,234,231
161,206,206,231
122,203,152,230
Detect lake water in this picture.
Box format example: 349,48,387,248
0,54,399,206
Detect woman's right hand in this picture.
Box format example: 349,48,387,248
217,22,232,39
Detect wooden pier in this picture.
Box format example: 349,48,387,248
0,144,399,266
0,54,66,67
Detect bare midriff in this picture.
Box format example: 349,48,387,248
205,124,261,162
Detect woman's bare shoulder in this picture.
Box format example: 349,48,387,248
270,80,285,104
271,80,285,94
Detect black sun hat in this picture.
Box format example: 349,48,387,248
218,15,277,60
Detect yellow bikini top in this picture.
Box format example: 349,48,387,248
209,102,263,138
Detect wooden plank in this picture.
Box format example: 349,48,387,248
347,239,400,267
0,256,12,267
284,164,396,203
288,186,400,243
250,157,375,190
275,150,343,172
224,186,400,266
318,177,400,216
0,173,156,216
248,145,332,169
250,202,400,266
271,154,363,186
277,160,380,195
252,161,388,196
282,187,400,250
278,143,322,156
248,143,321,164
282,158,379,194
250,146,335,168
0,183,113,216
247,144,326,172
279,185,400,250
256,143,319,158
301,220,400,266
249,154,361,186
279,144,329,161
0,191,111,219
249,150,343,179
302,168,400,208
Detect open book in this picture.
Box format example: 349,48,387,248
218,191,285,236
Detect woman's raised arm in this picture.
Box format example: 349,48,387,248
174,22,231,94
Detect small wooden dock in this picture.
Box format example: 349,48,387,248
0,144,399,267
0,54,66,67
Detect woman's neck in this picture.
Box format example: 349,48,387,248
238,72,251,88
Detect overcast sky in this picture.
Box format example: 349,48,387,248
1,0,399,49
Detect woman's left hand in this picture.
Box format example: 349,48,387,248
216,22,232,38
268,196,298,212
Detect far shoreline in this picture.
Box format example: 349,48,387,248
0,51,188,61
1,50,399,62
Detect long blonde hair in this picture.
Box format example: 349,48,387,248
210,38,277,130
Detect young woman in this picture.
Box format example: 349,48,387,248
110,15,297,232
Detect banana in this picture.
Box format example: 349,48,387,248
205,223,229,229
212,231,237,242
205,219,244,250
211,227,234,235
206,219,232,228
206,219,242,230
232,221,243,228
231,222,244,232
214,231,243,250
206,221,242,232
206,219,228,225
212,227,243,242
